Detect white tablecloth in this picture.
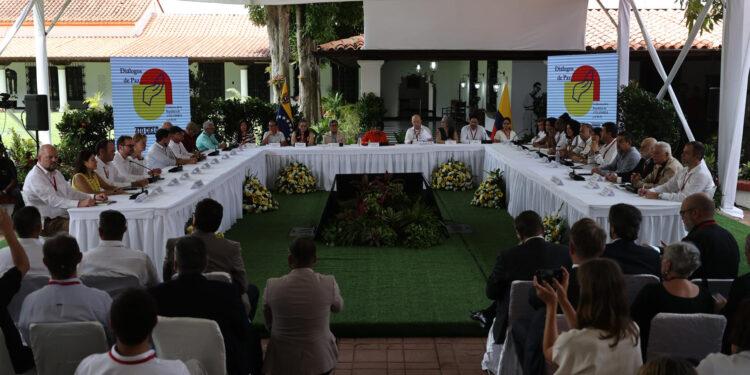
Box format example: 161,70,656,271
68,143,684,280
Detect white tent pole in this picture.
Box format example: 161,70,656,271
656,0,714,99
631,1,695,141
617,0,631,88
0,0,34,55
46,0,72,34
33,0,52,145
596,0,618,28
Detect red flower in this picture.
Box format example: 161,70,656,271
81,122,86,127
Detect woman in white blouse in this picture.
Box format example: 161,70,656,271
531,118,546,144
536,258,642,375
696,300,750,374
493,118,518,143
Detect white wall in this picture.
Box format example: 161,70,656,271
320,63,333,98
224,62,241,99
511,60,547,136
84,62,112,105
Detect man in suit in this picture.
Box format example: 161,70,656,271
603,203,661,276
263,238,343,375
149,236,262,375
484,211,571,343
681,192,740,279
162,198,259,320
513,218,606,375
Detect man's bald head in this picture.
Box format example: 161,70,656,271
162,121,173,129
411,114,422,129
684,192,715,219
38,144,59,171
640,137,657,159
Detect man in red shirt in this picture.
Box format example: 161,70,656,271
361,121,389,145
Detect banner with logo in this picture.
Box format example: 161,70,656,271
110,58,190,149
546,53,618,126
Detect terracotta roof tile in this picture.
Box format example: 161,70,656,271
318,9,723,52
0,0,153,25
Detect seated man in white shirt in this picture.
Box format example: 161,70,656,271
260,120,289,146
167,126,198,162
461,116,490,143
147,129,196,170
639,141,715,201
79,210,160,287
588,122,618,166
404,114,433,144
23,145,106,236
18,234,112,343
95,140,148,189
0,206,46,276
113,136,161,181
75,288,191,375
569,123,593,163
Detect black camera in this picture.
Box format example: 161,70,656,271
535,269,563,285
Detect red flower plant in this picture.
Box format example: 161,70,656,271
81,122,86,127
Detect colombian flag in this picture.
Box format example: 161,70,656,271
499,83,512,129
276,82,294,140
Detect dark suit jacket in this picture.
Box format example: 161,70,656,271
163,231,248,293
149,274,259,375
485,237,570,342
722,272,750,353
683,220,740,279
603,239,661,277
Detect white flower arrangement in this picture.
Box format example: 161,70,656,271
471,169,507,209
431,157,474,191
543,203,567,244
275,160,317,194
243,175,279,213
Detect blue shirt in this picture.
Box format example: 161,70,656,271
196,132,220,152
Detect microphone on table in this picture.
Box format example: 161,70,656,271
129,160,160,183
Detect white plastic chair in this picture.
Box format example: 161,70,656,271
8,274,49,323
647,313,727,362
0,328,36,375
691,278,734,298
152,316,227,375
493,280,534,375
80,274,142,299
29,321,108,375
624,274,661,305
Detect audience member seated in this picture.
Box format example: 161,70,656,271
168,126,198,161
631,242,716,357
569,123,593,163
291,120,315,146
95,140,148,188
0,206,46,275
492,117,516,143
148,129,195,170
536,258,642,374
322,119,346,144
233,120,255,146
262,238,343,375
592,132,642,183
113,135,161,181
18,234,112,343
639,141,715,201
75,288,191,375
260,120,288,146
404,114,433,143
632,141,682,189
72,150,124,195
0,207,34,373
680,193,739,279
183,121,200,153
587,122,618,167
697,300,750,374
78,210,159,287
603,204,661,276
722,233,750,353
512,218,607,375
162,198,258,319
531,119,546,145
149,236,262,375
638,357,698,375
477,211,570,342
437,117,458,144
23,145,106,236
0,143,25,213
361,121,389,145
196,120,227,152
633,137,658,179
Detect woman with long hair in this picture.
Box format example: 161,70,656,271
493,118,518,143
536,258,642,374
291,120,315,146
72,150,123,195
234,120,255,146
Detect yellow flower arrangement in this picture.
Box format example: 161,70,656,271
542,203,567,244
243,175,279,213
431,157,474,191
471,169,507,209
275,160,317,194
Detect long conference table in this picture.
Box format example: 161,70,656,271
69,143,684,279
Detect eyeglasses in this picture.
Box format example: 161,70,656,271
679,207,695,216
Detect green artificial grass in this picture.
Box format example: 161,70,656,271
715,213,750,275
226,190,517,337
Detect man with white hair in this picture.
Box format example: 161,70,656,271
23,145,106,236
638,141,715,201
632,141,682,189
196,121,227,152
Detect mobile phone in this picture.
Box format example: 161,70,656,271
535,269,563,285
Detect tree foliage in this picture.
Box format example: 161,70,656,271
679,0,723,33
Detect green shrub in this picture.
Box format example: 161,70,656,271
618,82,685,153
356,92,386,132
55,104,114,164
7,128,37,183
740,161,750,180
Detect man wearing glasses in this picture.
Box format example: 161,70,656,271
196,121,227,152
113,135,161,181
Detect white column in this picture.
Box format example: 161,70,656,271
717,0,750,218
0,66,7,94
57,65,67,112
239,65,248,98
617,0,631,88
358,60,384,97
33,0,51,144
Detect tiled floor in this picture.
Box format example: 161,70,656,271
263,337,488,375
